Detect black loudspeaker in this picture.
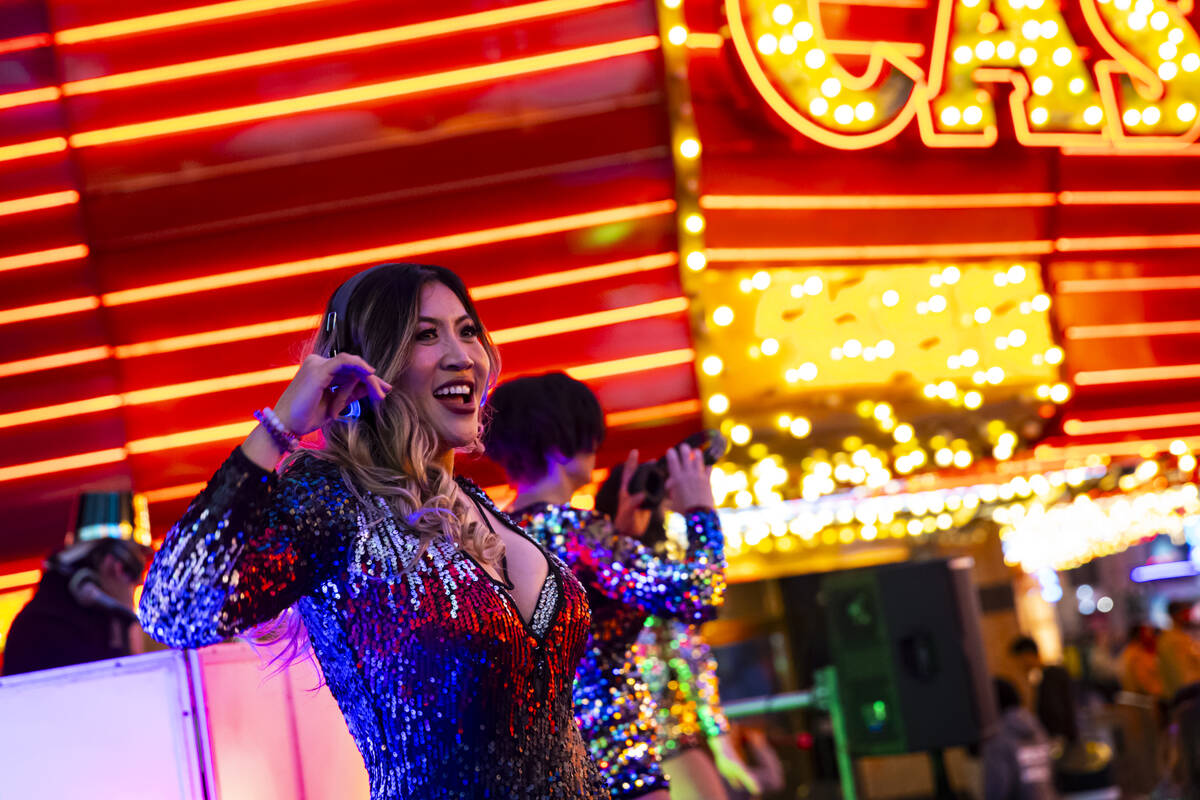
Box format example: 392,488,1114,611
784,558,996,756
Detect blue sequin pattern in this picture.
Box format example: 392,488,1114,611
514,504,725,799
139,448,610,799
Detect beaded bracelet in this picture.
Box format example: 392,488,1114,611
254,407,299,452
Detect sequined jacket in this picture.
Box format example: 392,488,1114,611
637,616,731,754
139,448,610,800
513,504,725,799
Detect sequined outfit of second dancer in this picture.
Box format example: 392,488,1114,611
139,448,610,800
514,504,725,798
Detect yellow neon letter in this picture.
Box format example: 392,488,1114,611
727,0,925,149
1082,0,1200,145
923,0,1106,146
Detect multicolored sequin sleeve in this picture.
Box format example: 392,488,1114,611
638,617,731,752
139,447,352,648
521,505,725,623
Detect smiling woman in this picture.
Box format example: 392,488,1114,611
137,262,610,800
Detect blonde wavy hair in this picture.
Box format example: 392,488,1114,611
252,263,503,672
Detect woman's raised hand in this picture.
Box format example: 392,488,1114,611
242,353,391,470
274,353,392,435
664,442,715,512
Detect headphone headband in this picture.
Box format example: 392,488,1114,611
325,264,391,356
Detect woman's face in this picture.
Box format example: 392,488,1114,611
398,281,491,453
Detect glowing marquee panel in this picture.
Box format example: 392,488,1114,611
728,0,1200,148
692,263,1064,499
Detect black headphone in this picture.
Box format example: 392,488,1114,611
325,264,393,420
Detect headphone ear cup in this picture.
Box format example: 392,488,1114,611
67,568,101,604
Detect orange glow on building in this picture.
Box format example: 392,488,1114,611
114,316,321,358
60,0,625,97
606,399,702,427
491,297,689,344
101,201,673,306
1057,275,1200,294
68,37,660,149
53,0,325,44
0,191,80,218
122,366,296,405
1058,190,1200,205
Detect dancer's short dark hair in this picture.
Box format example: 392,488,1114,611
483,373,604,483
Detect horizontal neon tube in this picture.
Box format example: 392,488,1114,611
0,86,61,110
606,398,701,427
0,191,79,218
102,201,672,306
0,137,67,164
1074,363,1200,386
0,394,704,484
69,37,659,148
0,395,122,430
1059,190,1200,205
700,193,1056,210
142,482,208,504
827,40,925,58
1066,319,1200,339
0,250,677,378
0,244,88,273
471,252,676,300
0,33,50,55
0,304,682,428
0,447,127,484
126,421,257,454
60,0,624,96
705,241,1055,261
565,348,695,380
0,346,112,379
0,569,41,591
1035,436,1200,463
491,297,689,344
0,296,99,326
54,0,324,45
1057,275,1200,293
1063,410,1200,436
115,315,320,358
1056,234,1200,252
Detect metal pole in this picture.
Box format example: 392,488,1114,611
817,666,857,800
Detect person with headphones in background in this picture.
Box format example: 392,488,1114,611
3,492,150,676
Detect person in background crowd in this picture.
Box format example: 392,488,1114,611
3,537,147,676
1119,623,1164,699
638,617,761,799
483,372,726,800
1011,636,1079,745
983,678,1057,800
1159,601,1200,703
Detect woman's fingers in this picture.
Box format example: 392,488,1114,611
664,445,682,478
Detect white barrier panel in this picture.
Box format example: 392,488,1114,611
0,643,369,800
